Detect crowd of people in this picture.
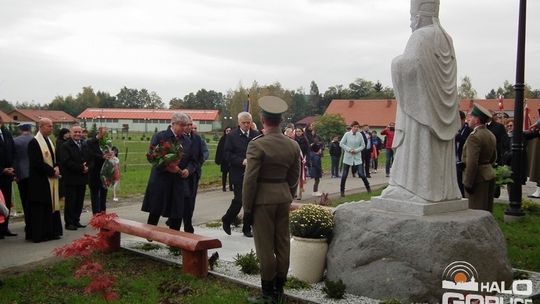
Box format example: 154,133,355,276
456,105,540,212
0,117,119,242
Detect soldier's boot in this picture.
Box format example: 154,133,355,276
366,185,372,194
274,276,287,303
242,225,253,238
221,215,232,235
247,280,275,304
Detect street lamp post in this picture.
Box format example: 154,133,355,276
504,0,527,222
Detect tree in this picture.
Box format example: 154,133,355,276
313,114,347,143
485,89,498,99
182,89,224,109
458,76,477,99
0,99,14,113
290,90,310,122
169,97,184,109
97,91,117,108
349,78,374,98
308,81,322,115
116,87,140,108
530,89,540,99
373,81,383,92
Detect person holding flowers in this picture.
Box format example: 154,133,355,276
85,127,114,215
141,112,190,231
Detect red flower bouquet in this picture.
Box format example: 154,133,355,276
146,140,183,169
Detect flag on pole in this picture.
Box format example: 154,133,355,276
524,101,532,130
243,94,250,113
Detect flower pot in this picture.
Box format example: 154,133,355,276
289,236,328,283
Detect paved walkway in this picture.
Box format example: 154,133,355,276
0,172,388,271
1,173,538,272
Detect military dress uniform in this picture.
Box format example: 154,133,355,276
242,96,301,303
463,104,497,212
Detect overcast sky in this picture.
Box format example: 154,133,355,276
1,0,539,105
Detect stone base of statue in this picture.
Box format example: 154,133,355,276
372,186,468,216
326,202,513,303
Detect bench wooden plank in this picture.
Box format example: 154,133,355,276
104,218,222,251
101,218,222,277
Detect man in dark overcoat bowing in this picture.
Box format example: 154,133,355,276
27,118,63,242
142,112,193,230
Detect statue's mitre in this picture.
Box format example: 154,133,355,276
411,0,439,17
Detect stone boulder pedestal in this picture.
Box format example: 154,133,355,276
326,202,513,303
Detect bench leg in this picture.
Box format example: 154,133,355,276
100,228,121,252
181,249,209,277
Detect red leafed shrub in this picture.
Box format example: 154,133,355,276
54,212,119,302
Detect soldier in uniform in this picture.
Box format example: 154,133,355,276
243,96,301,303
463,103,497,212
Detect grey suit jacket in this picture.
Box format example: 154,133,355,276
14,134,33,180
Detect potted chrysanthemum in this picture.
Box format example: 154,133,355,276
289,204,334,283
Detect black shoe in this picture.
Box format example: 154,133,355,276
340,191,345,197
229,186,234,191
243,230,253,238
367,186,372,194
49,235,61,240
75,223,87,228
65,225,77,231
222,187,227,192
184,226,194,233
367,175,372,178
222,217,231,235
4,230,17,237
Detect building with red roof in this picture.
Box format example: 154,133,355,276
325,99,540,129
77,108,220,133
8,109,77,130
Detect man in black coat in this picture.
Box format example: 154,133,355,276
455,111,472,197
221,112,260,237
27,118,62,242
13,124,33,238
59,125,88,230
361,124,372,178
181,121,207,233
85,127,113,215
0,115,17,238
486,114,510,198
142,112,192,230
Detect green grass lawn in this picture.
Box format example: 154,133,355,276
0,251,263,304
11,138,387,212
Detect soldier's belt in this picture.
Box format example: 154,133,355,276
257,177,287,183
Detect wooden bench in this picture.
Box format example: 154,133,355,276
102,218,222,277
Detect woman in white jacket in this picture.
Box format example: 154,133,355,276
339,121,371,197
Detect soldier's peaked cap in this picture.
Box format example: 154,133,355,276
258,96,288,118
471,103,491,121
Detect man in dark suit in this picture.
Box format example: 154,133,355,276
13,124,34,238
486,113,510,198
181,121,207,233
463,104,497,212
455,111,472,197
85,127,113,215
360,124,372,178
0,115,17,238
59,125,88,230
27,118,62,242
221,111,260,237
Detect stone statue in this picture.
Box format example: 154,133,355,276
381,0,461,203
